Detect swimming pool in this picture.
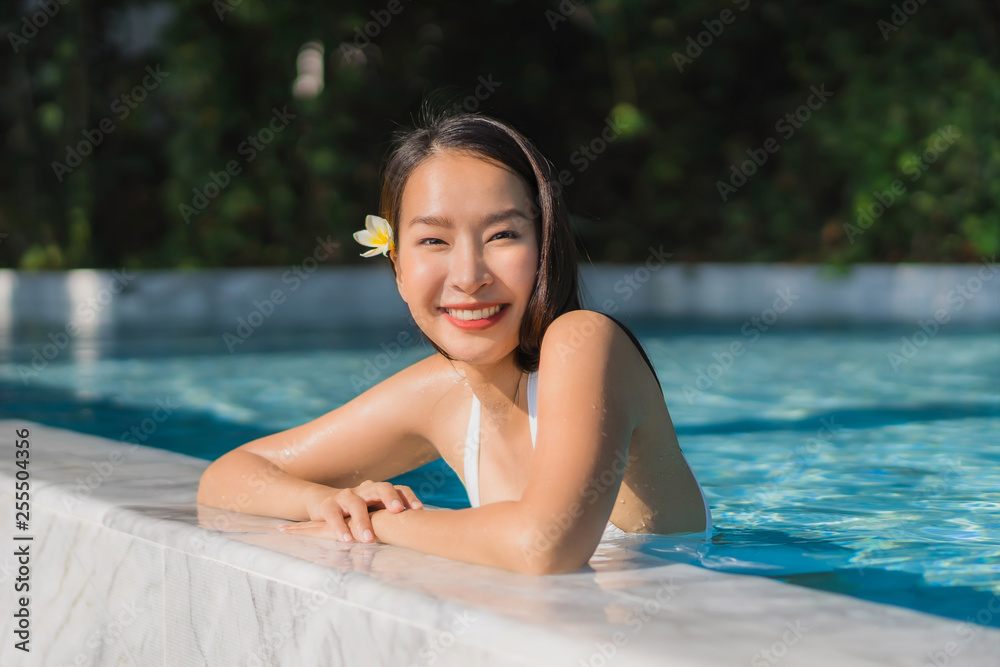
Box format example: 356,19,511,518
2,318,997,629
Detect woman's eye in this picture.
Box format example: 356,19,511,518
418,231,519,246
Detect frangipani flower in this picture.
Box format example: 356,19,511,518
352,214,395,257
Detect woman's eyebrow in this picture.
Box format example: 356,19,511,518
481,207,529,225
408,208,528,228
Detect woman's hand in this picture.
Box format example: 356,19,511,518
275,481,424,543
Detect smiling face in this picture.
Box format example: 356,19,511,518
390,150,540,367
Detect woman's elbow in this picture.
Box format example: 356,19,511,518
512,524,592,575
195,472,211,506
196,460,222,507
515,551,590,576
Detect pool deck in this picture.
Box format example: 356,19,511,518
2,420,998,666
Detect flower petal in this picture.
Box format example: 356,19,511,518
366,214,387,235
353,230,376,246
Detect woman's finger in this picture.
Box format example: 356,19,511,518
376,482,408,512
393,484,424,510
321,506,354,542
342,494,376,542
276,520,342,541
356,481,403,512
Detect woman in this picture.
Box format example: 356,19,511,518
197,108,712,575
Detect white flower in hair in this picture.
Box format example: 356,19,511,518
353,215,395,257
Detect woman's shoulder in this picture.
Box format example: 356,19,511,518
541,309,633,358
390,351,457,396
540,309,658,406
395,351,471,412
350,351,464,449
351,351,456,420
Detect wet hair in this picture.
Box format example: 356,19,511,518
378,103,584,373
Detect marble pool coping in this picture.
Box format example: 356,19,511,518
1,420,998,666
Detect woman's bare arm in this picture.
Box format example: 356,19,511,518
197,448,338,521
197,354,443,521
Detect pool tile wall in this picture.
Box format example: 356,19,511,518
1,262,997,334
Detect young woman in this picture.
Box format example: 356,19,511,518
197,109,712,575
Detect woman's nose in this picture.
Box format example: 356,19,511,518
449,239,492,293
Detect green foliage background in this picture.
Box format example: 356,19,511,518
1,0,997,269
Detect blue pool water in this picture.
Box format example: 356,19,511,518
2,318,998,627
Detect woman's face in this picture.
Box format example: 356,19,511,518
392,151,540,367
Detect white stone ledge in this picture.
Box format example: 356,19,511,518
1,420,998,666
0,262,997,334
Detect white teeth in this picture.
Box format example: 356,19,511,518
445,305,503,321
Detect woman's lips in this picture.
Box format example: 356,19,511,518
439,304,509,330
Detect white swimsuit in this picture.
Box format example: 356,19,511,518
462,369,713,541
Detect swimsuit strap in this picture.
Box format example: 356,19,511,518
527,370,538,448
463,392,482,508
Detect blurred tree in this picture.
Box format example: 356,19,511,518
0,0,997,269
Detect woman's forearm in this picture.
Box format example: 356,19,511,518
197,448,335,521
370,501,569,575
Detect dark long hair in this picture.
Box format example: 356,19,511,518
378,104,583,373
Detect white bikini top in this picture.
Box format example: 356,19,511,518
463,370,539,509
461,369,713,538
